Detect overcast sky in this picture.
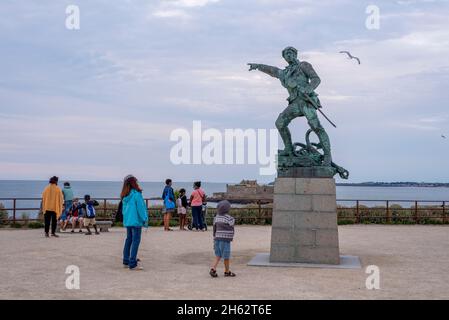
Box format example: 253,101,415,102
1,0,448,183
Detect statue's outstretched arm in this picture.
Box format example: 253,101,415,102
248,63,281,79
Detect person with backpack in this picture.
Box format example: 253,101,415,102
82,194,99,235
189,181,206,231
121,175,148,271
162,179,175,231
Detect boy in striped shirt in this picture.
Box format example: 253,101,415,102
210,200,236,278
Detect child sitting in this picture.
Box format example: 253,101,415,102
70,198,83,233
210,200,236,278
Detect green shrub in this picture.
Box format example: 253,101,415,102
0,203,8,225
93,201,120,219
21,212,30,225
150,219,164,227
11,223,22,228
28,222,44,229
338,219,355,225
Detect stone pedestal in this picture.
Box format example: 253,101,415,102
270,177,340,265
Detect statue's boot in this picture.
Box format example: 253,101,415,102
278,128,294,156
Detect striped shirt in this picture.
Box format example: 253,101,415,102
213,214,235,242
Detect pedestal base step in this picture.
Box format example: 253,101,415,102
248,253,361,269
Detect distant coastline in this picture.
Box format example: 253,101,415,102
335,182,449,188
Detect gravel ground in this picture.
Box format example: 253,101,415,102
1,225,448,300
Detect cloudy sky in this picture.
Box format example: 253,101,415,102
1,0,448,183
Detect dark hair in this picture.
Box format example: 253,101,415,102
64,182,70,187
179,188,186,194
282,46,298,58
84,195,91,201
165,179,172,185
49,176,59,184
194,181,201,188
121,176,143,199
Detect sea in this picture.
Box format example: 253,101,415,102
1,180,449,219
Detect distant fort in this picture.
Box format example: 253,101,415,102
208,180,449,203
210,180,274,203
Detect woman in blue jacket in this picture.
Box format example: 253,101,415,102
121,175,148,271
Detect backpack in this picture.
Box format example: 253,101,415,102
164,193,175,210
85,202,96,218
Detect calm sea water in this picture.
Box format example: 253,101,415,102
1,180,449,218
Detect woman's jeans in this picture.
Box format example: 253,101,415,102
123,227,142,269
191,206,204,230
44,211,57,234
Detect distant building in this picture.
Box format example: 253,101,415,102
211,180,273,203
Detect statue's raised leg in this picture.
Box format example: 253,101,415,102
275,106,299,156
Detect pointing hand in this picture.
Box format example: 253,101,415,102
247,63,259,71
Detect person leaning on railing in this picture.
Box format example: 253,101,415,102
41,176,64,238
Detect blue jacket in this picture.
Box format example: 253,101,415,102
123,189,148,227
162,186,175,202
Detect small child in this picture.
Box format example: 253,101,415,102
177,188,188,231
210,200,236,278
70,198,82,233
82,195,100,235
59,205,70,232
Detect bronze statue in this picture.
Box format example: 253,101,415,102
248,47,348,179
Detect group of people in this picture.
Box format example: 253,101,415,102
41,177,99,237
41,175,236,276
161,179,207,232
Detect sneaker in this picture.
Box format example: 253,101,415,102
71,230,75,233
123,264,129,269
95,232,100,235
129,266,144,271
85,232,92,235
45,233,50,238
79,230,83,233
51,234,59,238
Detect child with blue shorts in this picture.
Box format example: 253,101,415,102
210,200,236,278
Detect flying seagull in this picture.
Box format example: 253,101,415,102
339,51,361,65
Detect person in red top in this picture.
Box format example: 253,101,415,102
189,181,206,231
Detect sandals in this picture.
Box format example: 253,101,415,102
209,268,218,278
210,269,236,278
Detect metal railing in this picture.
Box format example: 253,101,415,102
337,199,447,224
0,198,447,225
